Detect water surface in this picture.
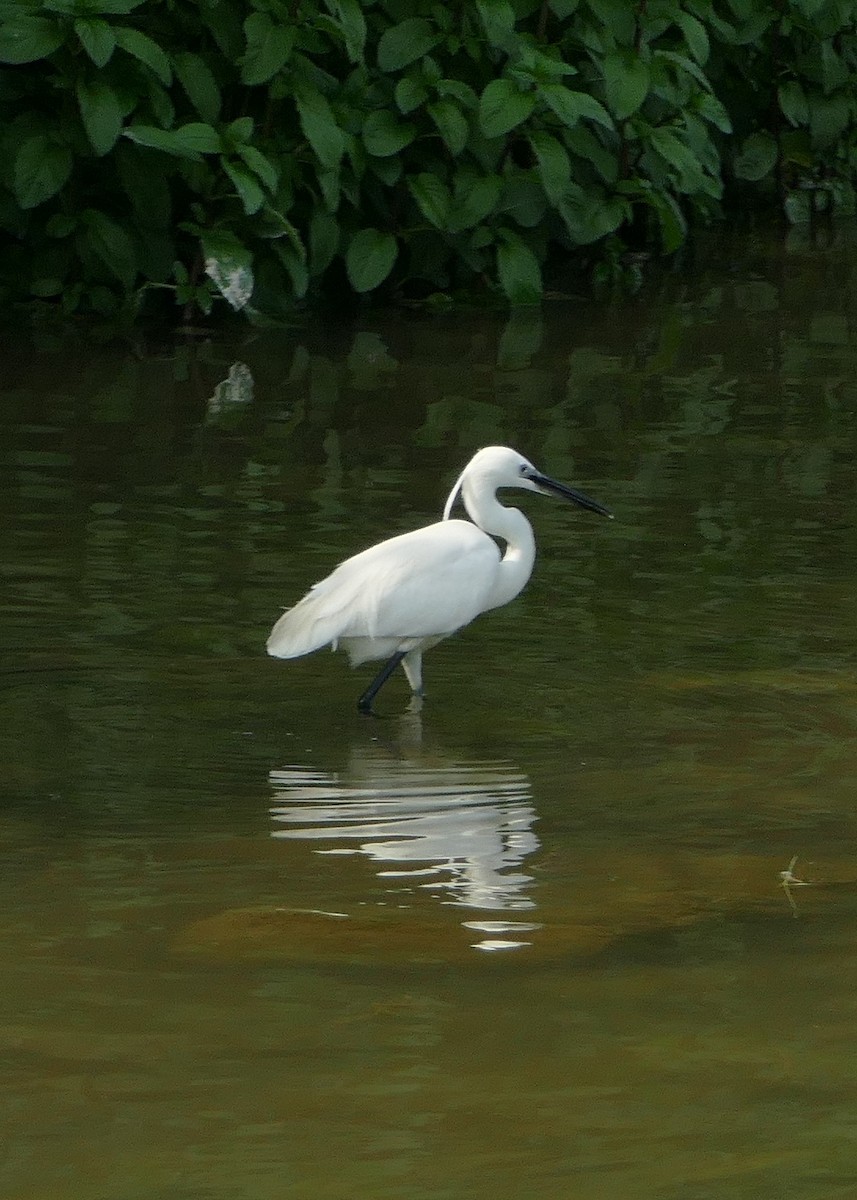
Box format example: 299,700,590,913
3,225,857,1198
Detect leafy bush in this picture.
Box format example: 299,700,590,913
0,0,854,320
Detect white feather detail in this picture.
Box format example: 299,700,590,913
266,519,500,661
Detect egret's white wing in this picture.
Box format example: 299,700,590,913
266,520,499,659
343,520,500,640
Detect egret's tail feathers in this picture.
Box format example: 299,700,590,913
266,595,346,660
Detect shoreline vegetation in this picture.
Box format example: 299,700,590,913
1,0,855,325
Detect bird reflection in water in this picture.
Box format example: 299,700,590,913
268,736,541,950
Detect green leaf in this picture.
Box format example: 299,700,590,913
676,12,709,64
363,109,416,157
792,0,829,16
77,78,123,156
697,92,732,133
809,92,849,147
146,78,174,129
309,209,339,275
326,0,366,63
345,228,398,292
114,27,171,85
496,235,542,304
30,278,65,298
240,12,294,85
649,126,705,190
428,100,469,156
649,191,686,253
46,213,76,239
722,9,774,44
540,83,613,131
819,41,848,93
408,173,451,228
602,53,649,120
317,167,340,212
449,174,501,230
422,57,442,86
258,205,304,252
199,0,243,59
377,17,440,72
295,86,344,170
82,209,137,288
586,0,636,43
653,50,712,92
226,117,254,146
475,0,516,47
124,123,221,160
514,45,577,83
14,135,72,209
479,78,536,138
778,80,808,128
500,176,546,227
173,51,221,124
0,16,63,63
733,131,778,181
436,79,478,108
396,74,429,114
528,130,571,205
274,242,309,299
74,18,115,67
47,0,144,12
202,232,254,310
564,125,619,183
237,144,278,193
559,190,626,243
683,112,719,175
783,190,811,225
370,155,402,184
223,160,265,214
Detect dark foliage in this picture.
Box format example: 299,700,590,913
0,0,854,320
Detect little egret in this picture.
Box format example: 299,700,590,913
266,445,612,712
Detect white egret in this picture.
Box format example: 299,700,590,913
266,445,612,712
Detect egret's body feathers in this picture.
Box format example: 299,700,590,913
266,446,611,711
267,519,500,660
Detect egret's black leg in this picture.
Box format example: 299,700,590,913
357,651,406,714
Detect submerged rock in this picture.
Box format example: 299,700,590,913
171,852,857,969
171,904,613,967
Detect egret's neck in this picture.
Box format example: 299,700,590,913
462,479,536,609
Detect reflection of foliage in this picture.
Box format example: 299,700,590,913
206,360,254,423
0,0,855,321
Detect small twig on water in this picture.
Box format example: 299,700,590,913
779,854,810,917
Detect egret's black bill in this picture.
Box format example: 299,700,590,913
529,471,613,519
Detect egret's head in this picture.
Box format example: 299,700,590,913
444,446,612,520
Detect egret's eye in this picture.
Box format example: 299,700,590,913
519,463,528,474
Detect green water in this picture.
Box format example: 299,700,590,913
3,226,857,1199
